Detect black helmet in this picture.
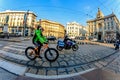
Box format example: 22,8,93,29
65,35,68,38
37,25,41,30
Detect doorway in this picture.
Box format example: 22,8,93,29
98,32,102,40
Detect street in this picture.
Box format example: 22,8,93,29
0,39,120,80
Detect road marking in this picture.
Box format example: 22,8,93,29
3,46,24,52
0,50,29,61
0,59,27,75
0,44,2,46
9,45,26,49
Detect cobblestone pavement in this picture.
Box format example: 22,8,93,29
103,51,120,73
0,41,119,79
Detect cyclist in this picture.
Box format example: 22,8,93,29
32,25,48,58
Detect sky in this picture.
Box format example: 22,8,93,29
0,0,120,26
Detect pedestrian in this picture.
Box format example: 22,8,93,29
114,39,120,50
7,33,9,39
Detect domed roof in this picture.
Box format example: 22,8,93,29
96,8,104,18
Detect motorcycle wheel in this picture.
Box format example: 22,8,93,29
72,44,79,51
56,45,63,51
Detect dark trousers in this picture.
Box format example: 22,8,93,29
33,41,43,55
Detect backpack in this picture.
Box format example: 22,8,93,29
32,33,37,44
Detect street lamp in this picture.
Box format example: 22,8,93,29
23,10,29,37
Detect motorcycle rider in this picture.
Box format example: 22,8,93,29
63,35,72,47
32,25,48,57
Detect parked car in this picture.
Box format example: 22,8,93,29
79,36,86,40
47,36,56,41
0,32,5,38
91,38,97,42
15,32,22,37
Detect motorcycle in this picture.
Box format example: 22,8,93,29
56,40,79,51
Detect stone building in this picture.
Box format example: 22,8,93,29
37,19,65,38
87,8,120,41
0,10,37,36
66,21,86,39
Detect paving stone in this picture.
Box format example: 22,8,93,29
67,68,76,74
59,55,65,58
58,69,68,75
37,69,46,75
46,70,57,75
79,59,87,63
81,65,91,70
57,58,63,62
94,62,103,68
27,61,36,66
69,57,75,60
34,61,43,67
98,61,108,66
88,63,96,68
59,61,68,67
27,68,38,74
51,61,59,67
68,60,76,66
63,58,70,61
74,59,82,64
42,62,50,67
75,67,84,72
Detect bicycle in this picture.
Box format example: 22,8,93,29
25,43,59,62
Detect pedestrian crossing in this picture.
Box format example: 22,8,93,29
0,50,28,61
0,43,30,61
0,43,30,75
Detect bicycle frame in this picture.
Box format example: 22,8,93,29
33,44,49,55
40,44,49,53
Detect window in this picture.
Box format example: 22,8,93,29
104,23,106,29
108,22,110,30
108,22,109,26
111,21,113,26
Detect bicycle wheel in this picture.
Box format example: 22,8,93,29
25,47,37,60
44,48,59,62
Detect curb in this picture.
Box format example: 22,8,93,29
0,39,21,42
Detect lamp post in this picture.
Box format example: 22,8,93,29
23,10,29,37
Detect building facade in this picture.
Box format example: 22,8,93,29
66,21,86,38
38,19,65,38
0,10,37,36
87,8,120,41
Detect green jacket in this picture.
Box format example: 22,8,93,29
33,29,47,44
